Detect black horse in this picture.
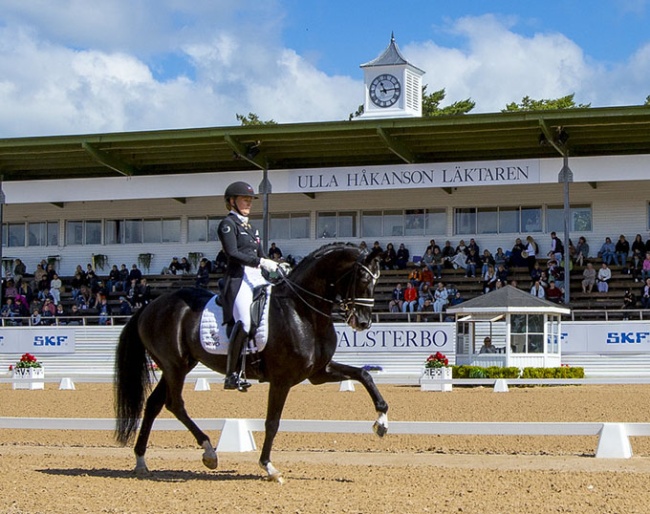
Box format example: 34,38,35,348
114,243,387,483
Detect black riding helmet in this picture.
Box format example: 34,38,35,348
224,181,258,212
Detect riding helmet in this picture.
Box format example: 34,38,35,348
224,181,257,201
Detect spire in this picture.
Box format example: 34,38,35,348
360,33,409,68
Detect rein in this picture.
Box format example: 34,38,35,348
276,260,379,323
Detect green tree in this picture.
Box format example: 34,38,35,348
645,95,650,106
502,93,590,112
235,112,277,126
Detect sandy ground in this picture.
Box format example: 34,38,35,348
2,382,650,513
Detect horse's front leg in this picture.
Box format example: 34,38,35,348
259,382,291,484
309,361,389,437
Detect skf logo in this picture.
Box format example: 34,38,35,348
33,335,69,346
606,332,650,344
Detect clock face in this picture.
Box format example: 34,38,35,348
369,74,402,108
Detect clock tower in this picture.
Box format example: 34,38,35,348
360,34,425,119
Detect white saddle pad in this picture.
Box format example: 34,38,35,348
199,290,271,355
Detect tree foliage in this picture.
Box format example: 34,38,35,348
236,112,277,126
502,94,590,112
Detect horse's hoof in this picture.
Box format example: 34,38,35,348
373,421,388,438
133,465,151,477
264,472,284,485
202,455,218,469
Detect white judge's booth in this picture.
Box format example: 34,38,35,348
445,286,570,369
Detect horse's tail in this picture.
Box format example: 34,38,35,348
114,308,151,446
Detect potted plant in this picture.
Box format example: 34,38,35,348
92,253,108,271
420,351,452,392
9,352,45,390
138,253,154,274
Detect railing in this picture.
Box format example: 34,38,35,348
0,315,132,327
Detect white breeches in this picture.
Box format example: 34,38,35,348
233,266,268,333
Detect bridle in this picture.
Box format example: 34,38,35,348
276,254,380,325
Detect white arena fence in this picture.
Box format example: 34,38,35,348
0,416,647,459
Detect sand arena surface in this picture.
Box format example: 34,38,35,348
2,382,650,513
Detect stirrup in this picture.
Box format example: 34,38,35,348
224,373,251,392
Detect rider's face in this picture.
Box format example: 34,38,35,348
233,195,253,216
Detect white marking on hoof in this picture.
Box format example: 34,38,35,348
134,455,150,476
260,461,284,484
373,412,388,438
201,440,218,470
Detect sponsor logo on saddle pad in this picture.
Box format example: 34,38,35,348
199,294,270,355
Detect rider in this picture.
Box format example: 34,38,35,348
218,181,278,391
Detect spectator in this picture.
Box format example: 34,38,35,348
582,262,596,294
407,267,422,288
49,273,62,305
118,296,133,316
632,234,646,260
128,264,143,284
451,240,468,270
546,282,563,304
67,304,82,326
1,298,19,325
395,244,410,270
597,262,611,293
493,247,508,270
598,237,616,266
467,238,480,256
482,265,497,294
179,257,191,275
550,232,565,263
268,243,283,262
495,263,509,287
55,303,66,325
166,257,181,275
449,290,464,306
417,282,433,312
641,279,650,309
13,258,26,284
530,280,545,299
441,241,455,269
575,236,590,267
524,236,538,272
30,309,42,326
402,282,418,313
479,336,497,354
425,239,441,254
70,272,84,301
432,282,449,313
431,247,444,279
615,235,630,267
465,249,479,278
388,283,404,313
623,289,637,319
642,253,650,282
530,262,543,284
421,248,435,275
134,278,151,308
17,281,34,306
372,241,383,254
510,238,527,268
97,297,111,325
107,265,121,292
195,258,211,288
118,264,129,292
381,243,397,270
3,279,18,301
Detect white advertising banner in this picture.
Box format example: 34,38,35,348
0,328,76,354
562,322,650,354
335,323,455,353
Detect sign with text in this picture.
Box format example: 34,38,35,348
0,328,76,354
562,322,650,354
335,323,455,353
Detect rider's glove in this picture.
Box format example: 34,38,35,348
259,258,279,273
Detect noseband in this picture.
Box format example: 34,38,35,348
277,254,380,324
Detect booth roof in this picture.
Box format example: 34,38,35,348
446,285,571,315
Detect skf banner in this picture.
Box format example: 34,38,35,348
0,328,76,354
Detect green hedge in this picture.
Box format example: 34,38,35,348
451,365,584,379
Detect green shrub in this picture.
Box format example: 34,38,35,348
520,366,584,379
452,365,584,380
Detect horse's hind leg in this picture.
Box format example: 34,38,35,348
133,378,167,475
163,374,218,470
310,361,389,437
259,382,291,484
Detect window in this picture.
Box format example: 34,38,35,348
271,213,310,239
361,210,382,238
510,314,545,354
66,220,101,245
547,205,592,233
106,218,180,244
454,206,543,235
477,208,498,234
27,222,58,247
454,208,476,235
499,207,520,233
188,217,220,242
316,212,357,239
7,223,25,247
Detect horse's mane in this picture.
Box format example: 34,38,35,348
288,242,362,281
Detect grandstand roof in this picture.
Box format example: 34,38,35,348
1,105,649,182
446,285,571,315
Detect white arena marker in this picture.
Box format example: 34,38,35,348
493,379,509,393
216,419,256,452
595,423,633,458
339,380,355,392
194,378,211,391
59,378,76,390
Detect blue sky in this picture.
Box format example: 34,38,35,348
1,0,649,137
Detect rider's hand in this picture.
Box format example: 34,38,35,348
259,258,279,273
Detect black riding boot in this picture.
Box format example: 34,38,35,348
224,321,251,392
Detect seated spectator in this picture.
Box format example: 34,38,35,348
372,241,383,254
432,282,449,313
97,297,111,325
67,304,82,326
1,298,20,325
480,249,495,276
381,243,397,270
441,241,455,269
465,249,479,278
482,265,497,294
642,253,650,282
598,237,616,266
268,243,283,262
118,264,129,292
510,238,527,268
55,303,66,325
546,282,563,303
30,309,42,326
479,336,497,354
128,264,142,284
49,273,62,305
195,258,211,288
179,257,191,274
615,235,630,267
597,262,611,293
134,278,151,308
13,258,26,284
641,279,650,309
41,298,56,325
431,247,444,279
76,285,94,310
420,264,434,286
3,279,18,300
166,257,181,275
421,248,435,275
493,247,508,270
407,267,422,288
402,282,418,313
395,244,410,270
449,290,464,306
623,289,637,319
418,282,433,312
574,236,589,267
13,293,30,317
118,296,133,316
33,264,48,291
495,264,509,287
388,283,404,313
451,240,468,270
18,280,34,305
107,265,121,292
582,262,596,294
530,280,545,299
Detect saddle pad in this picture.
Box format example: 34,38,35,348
199,290,271,355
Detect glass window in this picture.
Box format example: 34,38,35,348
338,212,356,238
7,223,25,247
250,216,263,239
270,214,290,240
424,209,446,235
454,208,476,235
361,211,382,238
571,206,592,232
499,207,520,233
85,221,102,245
188,218,207,242
510,314,545,354
28,222,46,246
48,221,58,246
105,220,122,245
143,220,161,243
124,220,143,244
477,208,498,234
405,209,424,236
547,205,592,233
383,210,403,237
66,221,83,245
291,213,310,239
521,207,542,232
317,212,337,238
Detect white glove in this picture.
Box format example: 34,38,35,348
259,258,279,273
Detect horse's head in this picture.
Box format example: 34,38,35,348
284,243,381,330
340,247,381,330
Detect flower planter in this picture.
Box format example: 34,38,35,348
12,367,45,390
420,367,452,392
